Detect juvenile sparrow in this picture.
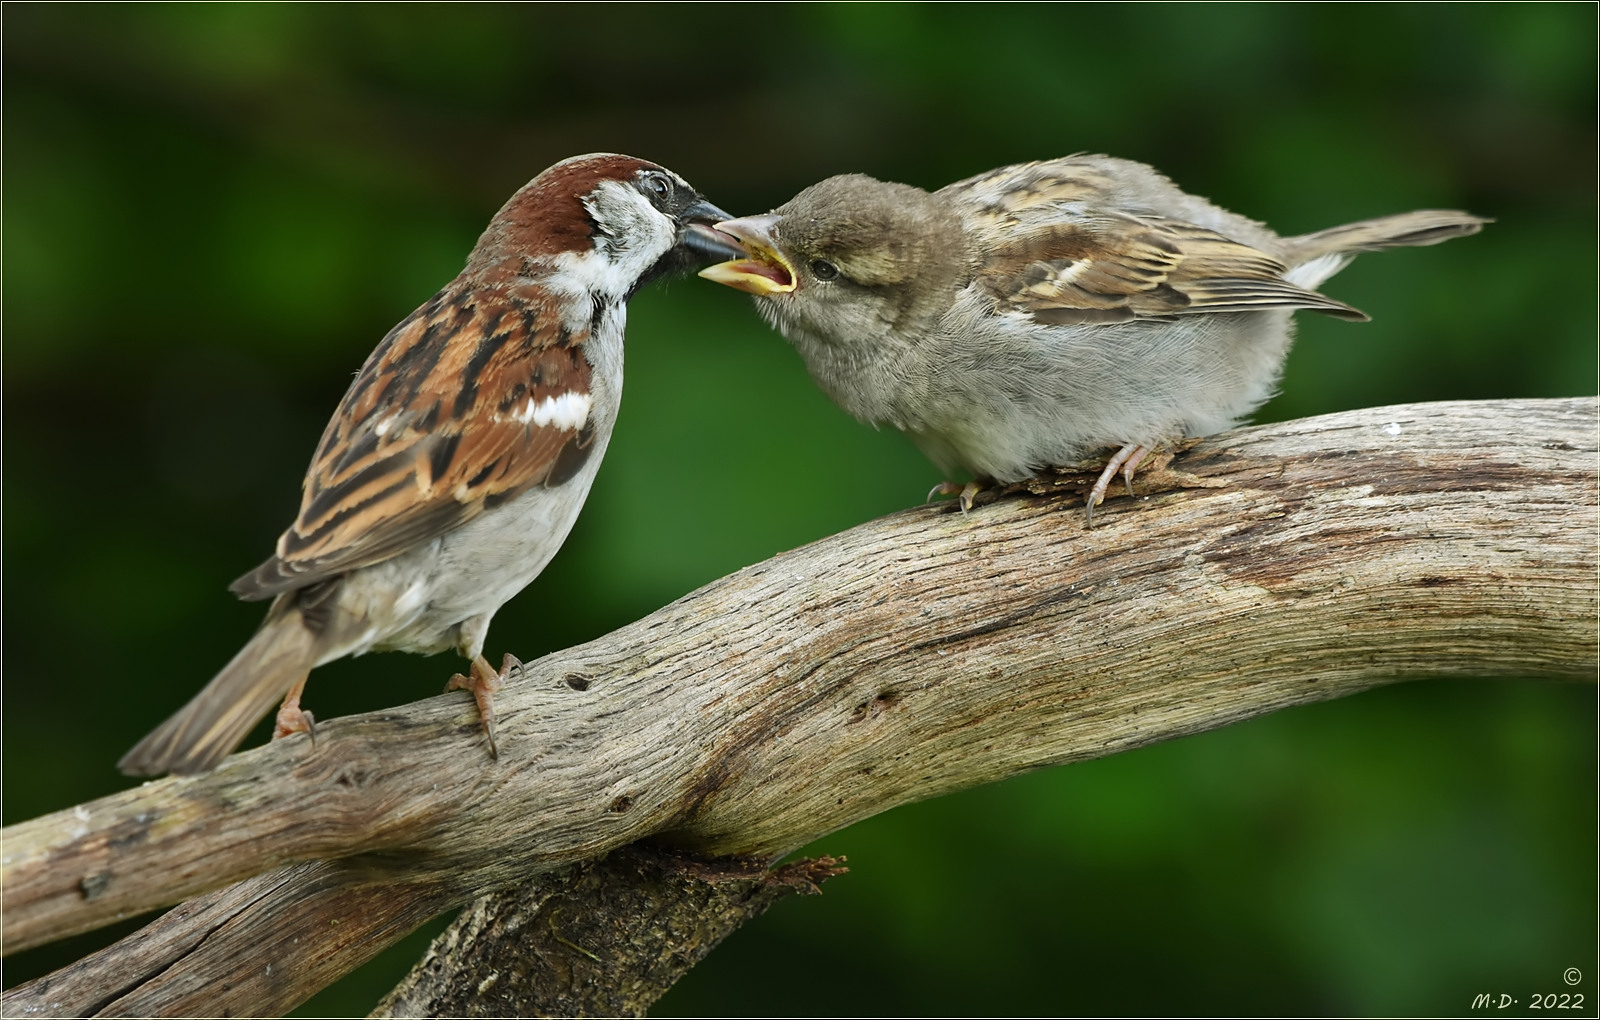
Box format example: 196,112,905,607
119,154,742,777
700,155,1486,517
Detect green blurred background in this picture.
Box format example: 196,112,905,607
4,4,1595,1015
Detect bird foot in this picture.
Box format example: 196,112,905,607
271,674,316,743
1085,442,1156,527
447,652,521,760
1005,440,1208,520
927,479,986,513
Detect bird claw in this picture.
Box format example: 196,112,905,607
447,652,522,760
272,675,316,745
1086,443,1155,527
927,479,985,514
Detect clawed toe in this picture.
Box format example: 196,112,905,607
1086,443,1156,526
447,652,523,760
271,675,316,744
927,479,986,514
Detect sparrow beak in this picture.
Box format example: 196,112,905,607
682,223,749,263
683,198,734,225
678,200,749,263
697,214,797,296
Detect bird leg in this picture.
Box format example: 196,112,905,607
447,652,521,760
272,674,315,742
1086,442,1155,526
927,479,985,513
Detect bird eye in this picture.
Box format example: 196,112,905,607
642,172,671,199
810,259,840,281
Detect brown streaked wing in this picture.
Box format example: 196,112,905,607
976,214,1365,325
231,282,594,600
938,154,1113,218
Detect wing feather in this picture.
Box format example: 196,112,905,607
946,156,1366,324
976,213,1366,324
231,283,595,599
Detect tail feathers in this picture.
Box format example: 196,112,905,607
118,609,320,777
1280,209,1488,296
1286,210,1489,262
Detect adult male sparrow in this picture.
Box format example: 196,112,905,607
699,155,1486,517
119,153,742,777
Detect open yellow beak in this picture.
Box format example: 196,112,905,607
697,214,797,296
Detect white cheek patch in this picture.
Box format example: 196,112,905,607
578,180,677,294
528,178,675,330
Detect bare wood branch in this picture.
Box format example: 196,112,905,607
4,850,843,1019
3,398,1594,1016
8,862,457,1018
370,848,845,1019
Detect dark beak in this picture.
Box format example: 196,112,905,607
637,195,749,291
683,198,734,225
678,199,748,263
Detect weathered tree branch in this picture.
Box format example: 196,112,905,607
3,398,1594,1016
370,847,845,1019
